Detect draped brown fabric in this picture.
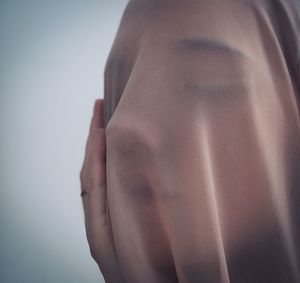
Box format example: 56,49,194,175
103,0,300,282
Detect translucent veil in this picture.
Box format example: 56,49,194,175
103,0,300,282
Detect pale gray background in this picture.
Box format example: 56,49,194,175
0,1,127,282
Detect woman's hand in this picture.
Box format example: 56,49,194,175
80,99,124,283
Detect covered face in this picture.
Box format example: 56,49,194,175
104,1,300,282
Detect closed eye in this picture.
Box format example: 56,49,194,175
174,37,249,61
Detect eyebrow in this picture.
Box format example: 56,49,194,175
175,37,248,59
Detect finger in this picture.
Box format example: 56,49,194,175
81,130,104,202
81,130,108,231
83,99,105,165
90,99,104,131
80,129,106,198
89,128,106,165
80,99,116,264
81,99,107,201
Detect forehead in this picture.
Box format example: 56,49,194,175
106,0,257,70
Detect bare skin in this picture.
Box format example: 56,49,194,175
80,99,124,282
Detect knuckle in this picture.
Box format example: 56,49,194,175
79,169,85,183
80,158,105,190
79,169,90,191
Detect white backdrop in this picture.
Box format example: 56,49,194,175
0,1,127,282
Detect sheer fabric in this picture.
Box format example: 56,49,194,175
103,0,300,282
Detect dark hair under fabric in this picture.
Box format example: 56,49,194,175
103,0,300,282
